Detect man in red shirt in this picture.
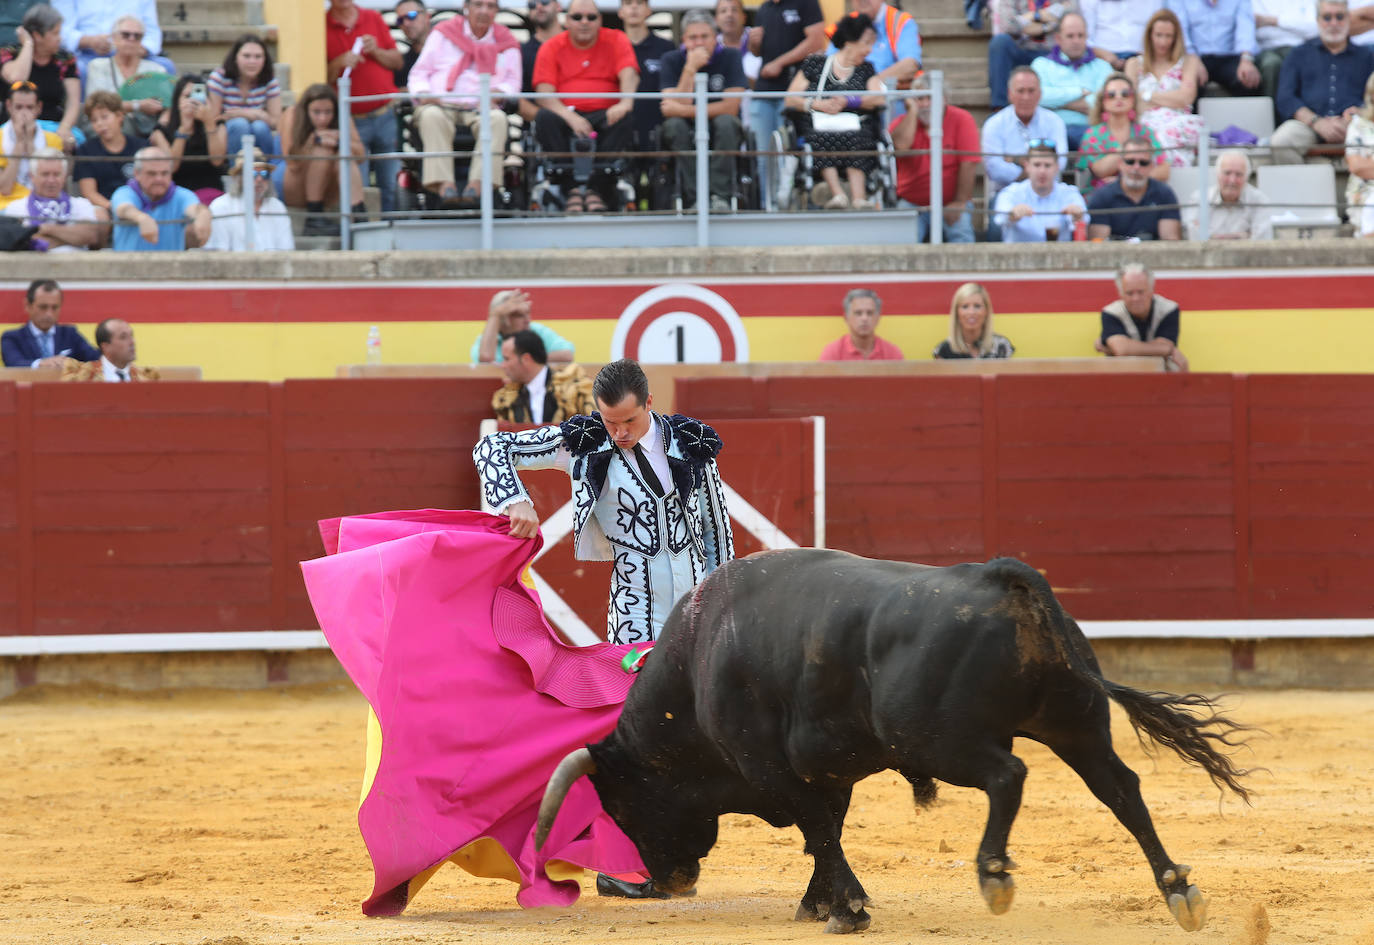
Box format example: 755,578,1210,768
890,72,978,243
326,0,404,214
818,289,904,361
531,0,639,211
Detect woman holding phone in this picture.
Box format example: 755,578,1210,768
281,83,366,237
150,73,228,204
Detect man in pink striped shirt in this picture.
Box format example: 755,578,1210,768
408,0,522,207
818,289,905,361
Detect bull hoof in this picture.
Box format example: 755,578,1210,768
796,901,830,922
823,908,871,934
978,872,1016,915
1167,884,1208,932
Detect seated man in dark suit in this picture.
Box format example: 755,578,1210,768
1,278,99,368
1086,137,1181,240
490,329,595,424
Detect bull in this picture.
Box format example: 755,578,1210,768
537,550,1252,934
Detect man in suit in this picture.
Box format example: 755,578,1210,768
60,317,160,382
1,278,99,368
491,329,593,423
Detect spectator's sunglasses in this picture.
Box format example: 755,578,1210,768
117,30,144,40
1121,156,1152,167
1103,87,1134,99
399,9,423,20
1321,11,1347,20
8,80,37,92
1026,137,1057,149
567,11,600,20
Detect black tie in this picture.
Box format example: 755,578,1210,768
117,370,129,382
632,444,665,498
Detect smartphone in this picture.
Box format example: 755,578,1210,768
189,83,207,104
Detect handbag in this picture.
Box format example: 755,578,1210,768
810,56,862,133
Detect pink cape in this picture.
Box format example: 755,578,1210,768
300,509,646,914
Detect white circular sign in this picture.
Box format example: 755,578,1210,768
610,284,750,363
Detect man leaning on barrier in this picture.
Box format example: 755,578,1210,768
658,10,748,212
409,0,521,209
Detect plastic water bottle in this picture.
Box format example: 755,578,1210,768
365,325,382,365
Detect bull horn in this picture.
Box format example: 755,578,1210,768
535,747,597,851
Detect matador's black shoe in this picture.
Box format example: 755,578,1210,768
595,873,672,899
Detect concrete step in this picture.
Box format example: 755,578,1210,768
158,0,265,28
918,17,992,59
162,25,277,70
899,0,968,19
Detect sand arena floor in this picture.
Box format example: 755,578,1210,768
2,683,1372,945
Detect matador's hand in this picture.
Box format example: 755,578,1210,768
505,500,541,539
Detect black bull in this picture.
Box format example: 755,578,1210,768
537,550,1252,934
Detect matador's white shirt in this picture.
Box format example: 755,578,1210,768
473,412,735,644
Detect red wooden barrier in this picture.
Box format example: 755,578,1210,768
674,373,1374,621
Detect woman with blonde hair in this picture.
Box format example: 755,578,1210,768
933,282,1014,359
1077,72,1170,188
1345,71,1374,238
1125,9,1204,168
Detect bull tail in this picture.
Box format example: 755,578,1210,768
983,557,1255,804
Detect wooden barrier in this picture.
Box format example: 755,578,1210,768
674,373,1374,621
0,366,204,382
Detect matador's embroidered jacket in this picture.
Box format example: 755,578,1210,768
473,412,735,644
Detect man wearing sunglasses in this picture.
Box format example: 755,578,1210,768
393,1,432,88
205,147,295,251
1270,0,1373,163
520,0,564,122
52,0,164,70
1086,136,1180,239
531,0,640,210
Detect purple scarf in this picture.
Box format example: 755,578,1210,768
127,178,176,212
1047,44,1096,68
24,190,71,224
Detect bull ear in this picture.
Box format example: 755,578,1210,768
535,747,597,850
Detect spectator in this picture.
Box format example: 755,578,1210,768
1255,0,1319,97
1077,72,1169,188
519,0,563,123
53,0,162,71
83,15,167,139
326,0,404,216
1167,0,1262,96
659,9,748,212
205,147,295,251
933,282,1014,359
890,71,979,242
989,1,1079,110
1182,147,1274,238
1271,0,1373,163
620,0,674,153
110,146,211,251
472,288,575,363
1096,262,1188,371
980,66,1068,231
1086,135,1181,239
715,0,760,83
1031,11,1114,150
393,0,432,89
282,83,367,237
2,147,102,250
207,35,282,165
838,0,922,94
993,142,1087,241
1080,0,1163,67
748,0,826,205
1,278,98,367
1344,70,1374,236
531,0,639,213
1125,9,1204,167
60,317,159,381
408,0,520,209
0,81,63,207
785,14,885,210
74,90,144,209
150,74,229,205
818,288,902,360
490,329,595,423
1,4,80,149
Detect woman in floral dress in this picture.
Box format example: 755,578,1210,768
1077,72,1170,189
1126,8,1205,168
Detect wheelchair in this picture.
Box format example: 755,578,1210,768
648,117,762,213
767,107,899,211
394,99,530,215
523,117,642,214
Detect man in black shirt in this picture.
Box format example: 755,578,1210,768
1085,137,1181,241
520,0,564,121
393,0,431,88
658,9,748,209
747,0,825,204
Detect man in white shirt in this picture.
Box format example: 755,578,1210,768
1254,0,1318,96
408,0,522,208
1080,0,1164,67
60,317,161,381
1183,148,1274,239
980,67,1068,238
206,149,295,251
490,329,595,424
2,148,102,252
992,141,1087,241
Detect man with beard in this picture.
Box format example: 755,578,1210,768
1085,136,1181,240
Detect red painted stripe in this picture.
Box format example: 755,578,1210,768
18,272,1374,324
